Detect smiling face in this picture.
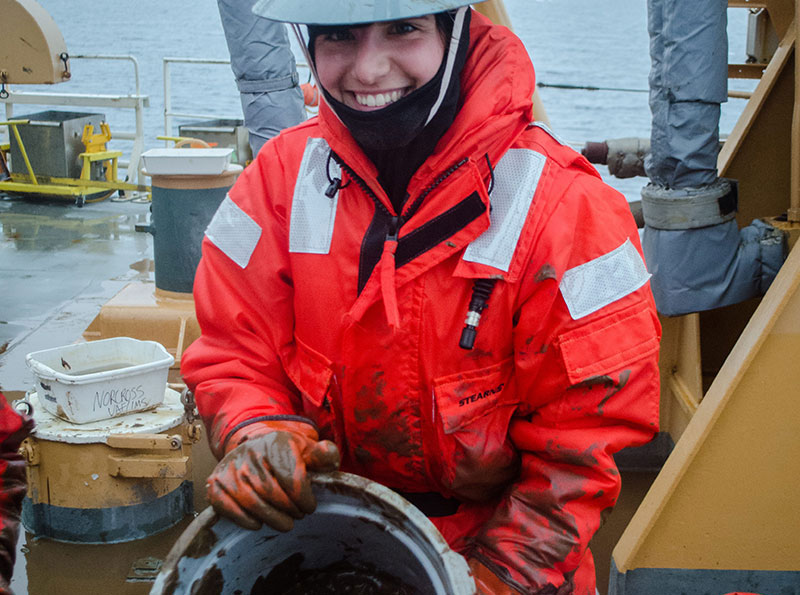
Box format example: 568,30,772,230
313,16,446,112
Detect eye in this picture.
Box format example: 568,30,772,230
321,27,355,42
388,21,418,35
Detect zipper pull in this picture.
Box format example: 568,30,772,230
386,215,401,241
459,279,498,350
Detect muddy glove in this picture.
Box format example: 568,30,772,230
469,559,520,595
206,420,340,532
0,399,34,592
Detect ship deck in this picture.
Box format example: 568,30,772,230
0,191,655,595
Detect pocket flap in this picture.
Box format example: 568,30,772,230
283,336,333,408
558,304,660,385
433,357,514,434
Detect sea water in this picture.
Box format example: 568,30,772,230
12,0,755,202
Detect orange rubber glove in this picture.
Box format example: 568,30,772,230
206,420,340,532
469,559,519,595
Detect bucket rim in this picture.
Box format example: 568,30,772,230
151,471,475,594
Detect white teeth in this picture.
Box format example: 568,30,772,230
355,90,403,108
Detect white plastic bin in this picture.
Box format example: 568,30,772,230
140,148,233,175
25,338,174,424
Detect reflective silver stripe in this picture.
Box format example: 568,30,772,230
559,238,651,320
205,195,262,269
530,121,569,146
289,137,340,254
425,6,468,126
463,149,547,271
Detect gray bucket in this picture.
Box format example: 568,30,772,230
138,166,241,293
150,472,475,594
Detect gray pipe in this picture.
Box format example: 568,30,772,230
641,0,785,316
645,0,728,188
217,0,306,156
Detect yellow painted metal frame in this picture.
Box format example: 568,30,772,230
656,313,703,439
649,0,800,449
719,0,798,226
614,234,800,573
0,119,151,203
611,0,800,580
690,0,800,417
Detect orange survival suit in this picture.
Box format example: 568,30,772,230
182,12,661,594
0,395,33,594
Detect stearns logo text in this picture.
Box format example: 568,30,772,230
458,383,505,407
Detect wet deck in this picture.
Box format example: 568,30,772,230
0,194,154,392
0,193,217,595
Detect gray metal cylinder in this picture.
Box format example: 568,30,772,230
142,167,240,293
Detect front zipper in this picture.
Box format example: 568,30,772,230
331,152,474,492
402,156,469,221
331,151,470,237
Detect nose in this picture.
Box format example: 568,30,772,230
352,29,391,85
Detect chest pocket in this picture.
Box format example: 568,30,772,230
432,357,520,499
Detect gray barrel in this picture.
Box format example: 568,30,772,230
150,472,475,594
140,166,241,293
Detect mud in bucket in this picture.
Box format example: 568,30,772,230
150,472,475,594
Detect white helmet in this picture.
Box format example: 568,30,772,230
251,0,484,25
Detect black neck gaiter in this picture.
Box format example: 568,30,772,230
309,10,471,210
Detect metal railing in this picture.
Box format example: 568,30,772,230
162,57,313,142
162,57,234,141
1,54,150,186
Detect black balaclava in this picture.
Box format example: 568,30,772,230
308,9,472,211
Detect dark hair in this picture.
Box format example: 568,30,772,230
307,11,457,58
434,10,457,42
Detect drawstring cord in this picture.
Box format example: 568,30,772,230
325,150,351,198
331,151,400,329
460,154,498,350
484,153,495,196
379,216,402,330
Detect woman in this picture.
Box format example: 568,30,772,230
181,1,661,593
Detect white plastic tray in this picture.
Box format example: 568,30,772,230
141,147,234,175
26,337,174,424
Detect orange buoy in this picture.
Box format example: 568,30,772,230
301,82,319,107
